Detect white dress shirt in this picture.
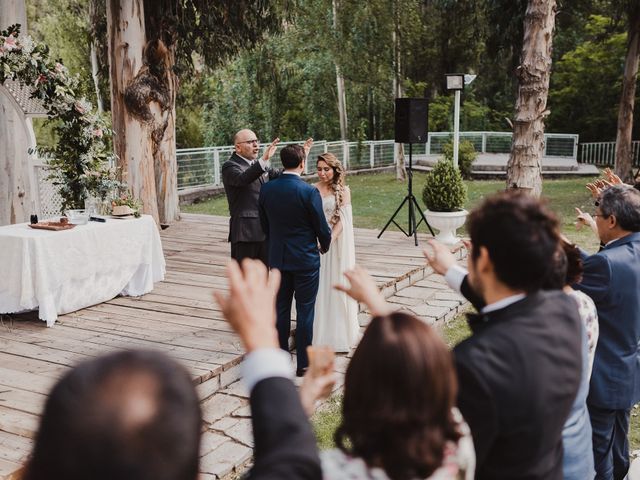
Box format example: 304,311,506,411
242,348,294,392
444,265,526,314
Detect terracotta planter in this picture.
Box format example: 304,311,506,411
424,209,468,245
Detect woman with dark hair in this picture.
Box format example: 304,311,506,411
544,240,599,480
301,266,474,480
312,152,359,352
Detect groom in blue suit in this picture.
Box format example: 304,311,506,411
259,144,332,376
574,184,640,480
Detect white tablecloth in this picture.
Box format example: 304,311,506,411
0,215,166,326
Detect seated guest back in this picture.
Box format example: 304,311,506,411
424,191,583,480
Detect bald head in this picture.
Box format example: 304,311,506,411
234,129,260,160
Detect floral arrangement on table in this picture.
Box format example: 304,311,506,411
112,194,142,218
0,24,123,212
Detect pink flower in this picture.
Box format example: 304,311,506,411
92,128,103,138
74,102,86,114
55,62,64,73
3,35,17,51
35,73,48,85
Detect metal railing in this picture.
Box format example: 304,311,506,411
580,141,640,167
176,131,579,191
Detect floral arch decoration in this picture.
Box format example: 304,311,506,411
0,24,121,212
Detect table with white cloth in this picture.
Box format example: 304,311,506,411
0,215,166,326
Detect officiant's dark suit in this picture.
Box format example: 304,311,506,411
222,130,280,264
258,145,331,375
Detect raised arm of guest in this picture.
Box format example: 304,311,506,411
213,259,321,480
423,240,485,311
334,265,394,316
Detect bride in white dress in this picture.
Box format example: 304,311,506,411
313,153,360,352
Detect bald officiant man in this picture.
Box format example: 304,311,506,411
221,130,281,264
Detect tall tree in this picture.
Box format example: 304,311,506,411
392,0,406,181
613,1,640,182
506,0,557,197
332,0,348,142
105,0,284,225
107,0,159,222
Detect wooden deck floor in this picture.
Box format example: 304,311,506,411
0,213,434,478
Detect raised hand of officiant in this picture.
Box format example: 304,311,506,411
262,137,280,162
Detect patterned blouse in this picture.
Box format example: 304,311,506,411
320,408,475,480
568,289,599,378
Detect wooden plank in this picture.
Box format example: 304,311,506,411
0,214,436,480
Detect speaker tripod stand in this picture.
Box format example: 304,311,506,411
378,143,434,246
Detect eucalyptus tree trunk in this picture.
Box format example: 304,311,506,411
0,0,33,226
106,0,159,224
506,0,556,198
89,0,103,113
332,0,348,143
614,3,640,184
151,42,180,225
392,0,407,181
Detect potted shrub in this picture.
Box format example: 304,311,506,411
422,159,468,245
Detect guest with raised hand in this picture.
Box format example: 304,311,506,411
423,191,582,480
572,185,640,480
213,259,322,480
302,265,475,480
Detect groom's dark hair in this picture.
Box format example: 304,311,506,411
281,144,305,169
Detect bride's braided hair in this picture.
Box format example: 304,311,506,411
317,152,346,227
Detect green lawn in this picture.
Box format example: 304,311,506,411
182,172,602,252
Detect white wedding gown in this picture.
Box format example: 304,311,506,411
313,193,360,352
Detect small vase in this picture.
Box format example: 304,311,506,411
424,209,468,245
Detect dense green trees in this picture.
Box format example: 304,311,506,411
22,0,640,149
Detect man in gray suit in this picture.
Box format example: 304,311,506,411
221,129,279,264
574,185,640,480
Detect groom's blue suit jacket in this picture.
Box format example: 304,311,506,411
575,231,640,409
258,174,331,271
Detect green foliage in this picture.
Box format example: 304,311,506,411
548,14,639,141
422,160,468,212
442,140,477,179
0,25,120,211
428,94,510,133
27,0,95,100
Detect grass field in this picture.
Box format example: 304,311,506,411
182,172,602,252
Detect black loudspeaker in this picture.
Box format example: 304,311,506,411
394,98,428,143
